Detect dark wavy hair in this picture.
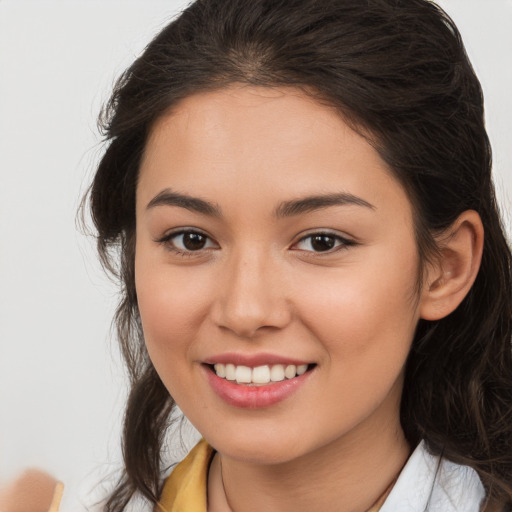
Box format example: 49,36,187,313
86,0,512,509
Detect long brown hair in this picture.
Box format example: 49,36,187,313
86,0,512,509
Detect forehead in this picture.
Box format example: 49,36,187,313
137,85,411,219
143,85,351,168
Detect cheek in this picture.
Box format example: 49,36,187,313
293,268,419,426
294,247,421,368
134,250,211,365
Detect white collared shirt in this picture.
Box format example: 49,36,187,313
381,441,485,511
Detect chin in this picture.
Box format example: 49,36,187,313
203,429,302,464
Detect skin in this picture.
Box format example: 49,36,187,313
0,469,61,512
134,85,482,511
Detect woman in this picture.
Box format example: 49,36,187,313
87,0,512,510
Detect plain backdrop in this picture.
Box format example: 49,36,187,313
0,1,510,510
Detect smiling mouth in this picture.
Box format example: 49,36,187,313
206,363,316,386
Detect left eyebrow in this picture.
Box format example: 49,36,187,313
274,193,375,218
146,189,222,217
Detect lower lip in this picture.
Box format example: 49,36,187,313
203,365,313,409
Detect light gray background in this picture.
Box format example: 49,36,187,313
0,1,510,510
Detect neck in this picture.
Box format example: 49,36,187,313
208,407,410,512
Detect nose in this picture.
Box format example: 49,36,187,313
211,250,292,338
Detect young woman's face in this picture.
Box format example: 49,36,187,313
135,86,423,464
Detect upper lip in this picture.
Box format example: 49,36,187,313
203,352,312,367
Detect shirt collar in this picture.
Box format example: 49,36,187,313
380,440,485,512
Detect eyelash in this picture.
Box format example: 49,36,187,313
156,229,357,256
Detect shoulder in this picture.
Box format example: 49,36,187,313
380,441,486,512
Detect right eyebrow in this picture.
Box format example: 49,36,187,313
274,192,375,218
146,189,222,217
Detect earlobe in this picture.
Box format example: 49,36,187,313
420,210,484,321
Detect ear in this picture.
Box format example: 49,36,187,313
420,210,484,321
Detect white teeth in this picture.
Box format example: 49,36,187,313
297,364,308,376
225,363,236,381
284,365,297,379
252,365,271,384
214,363,226,378
212,363,310,384
235,365,252,384
270,364,285,382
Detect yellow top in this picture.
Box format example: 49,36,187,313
157,440,214,512
157,439,392,512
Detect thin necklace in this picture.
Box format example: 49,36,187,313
219,455,235,512
218,454,402,512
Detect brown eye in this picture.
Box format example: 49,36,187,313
181,232,207,250
160,230,217,253
310,235,336,252
293,232,356,253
